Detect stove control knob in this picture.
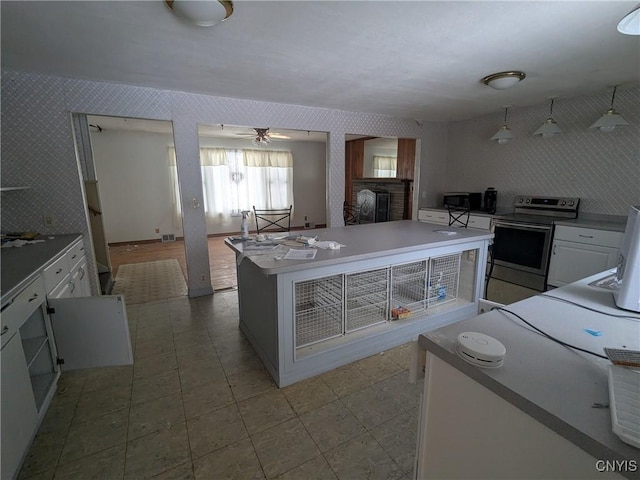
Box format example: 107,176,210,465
515,197,523,203
568,200,575,206
560,200,566,206
525,198,531,204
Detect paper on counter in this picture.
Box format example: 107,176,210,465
314,241,345,250
284,248,317,260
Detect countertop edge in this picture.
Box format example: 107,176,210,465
1,234,82,305
418,334,633,467
229,231,493,276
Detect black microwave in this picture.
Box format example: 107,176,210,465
443,192,482,210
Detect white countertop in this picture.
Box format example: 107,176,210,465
225,220,493,275
419,270,640,472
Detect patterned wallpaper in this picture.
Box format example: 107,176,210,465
2,69,637,295
1,70,425,296
445,86,640,215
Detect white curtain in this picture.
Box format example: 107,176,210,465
373,155,397,177
169,147,294,226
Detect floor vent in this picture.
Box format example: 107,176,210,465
161,234,176,242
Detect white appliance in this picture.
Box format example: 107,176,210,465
613,205,640,312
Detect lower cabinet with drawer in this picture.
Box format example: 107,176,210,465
0,236,133,480
418,208,492,231
547,225,623,288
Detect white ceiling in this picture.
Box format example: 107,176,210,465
3,1,640,122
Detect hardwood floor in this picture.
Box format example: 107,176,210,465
109,236,237,292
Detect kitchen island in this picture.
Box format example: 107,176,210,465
226,220,492,387
415,270,640,479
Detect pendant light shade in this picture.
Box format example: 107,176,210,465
533,98,563,137
589,86,630,132
491,107,515,144
618,5,640,35
165,0,234,27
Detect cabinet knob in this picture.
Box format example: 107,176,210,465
1,325,8,336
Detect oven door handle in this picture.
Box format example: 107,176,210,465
493,221,552,231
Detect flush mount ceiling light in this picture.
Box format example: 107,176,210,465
252,128,272,147
589,86,630,132
618,4,640,35
533,98,563,138
165,0,233,27
481,71,526,90
491,107,516,144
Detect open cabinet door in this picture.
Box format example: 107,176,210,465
48,295,133,370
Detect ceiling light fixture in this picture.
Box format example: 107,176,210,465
252,128,271,147
481,71,526,90
533,98,563,137
618,4,640,35
589,86,630,132
165,0,233,27
491,107,515,144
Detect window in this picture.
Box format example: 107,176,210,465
169,147,294,225
373,155,397,178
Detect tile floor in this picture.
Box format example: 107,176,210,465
18,291,422,480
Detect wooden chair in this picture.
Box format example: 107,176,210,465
253,205,292,233
447,205,470,228
343,201,361,226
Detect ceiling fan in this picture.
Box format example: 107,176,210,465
235,127,291,146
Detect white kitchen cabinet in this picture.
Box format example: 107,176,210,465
547,225,623,288
418,208,491,230
1,332,39,480
0,235,133,480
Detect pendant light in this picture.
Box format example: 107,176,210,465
165,0,234,27
589,86,630,132
533,98,563,137
491,107,515,144
618,4,640,35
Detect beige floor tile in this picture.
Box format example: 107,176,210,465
59,408,128,465
226,366,277,402
252,418,320,479
133,337,176,360
128,392,186,440
131,369,181,405
320,363,375,398
18,431,64,479
53,444,125,480
80,366,134,394
187,404,248,459
178,360,227,390
342,385,403,430
275,455,338,480
151,461,194,480
73,383,132,422
370,407,419,474
300,399,366,453
323,432,404,480
238,390,295,435
181,379,235,420
354,352,404,383
381,343,412,369
218,349,266,376
282,376,338,415
133,351,178,380
376,372,422,412
193,438,264,480
124,422,190,480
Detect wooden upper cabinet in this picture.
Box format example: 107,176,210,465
396,138,416,180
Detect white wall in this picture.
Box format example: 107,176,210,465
90,129,327,243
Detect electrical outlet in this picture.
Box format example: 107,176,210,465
43,214,55,228
201,274,206,282
155,226,160,234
